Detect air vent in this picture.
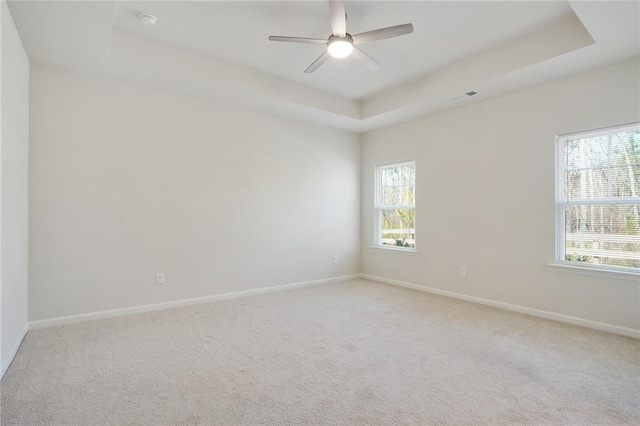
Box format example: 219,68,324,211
447,90,478,102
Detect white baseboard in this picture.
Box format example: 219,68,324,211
22,272,639,346
29,274,361,329
1,322,29,380
361,274,640,339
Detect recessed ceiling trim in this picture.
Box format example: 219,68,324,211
6,0,638,133
361,10,595,120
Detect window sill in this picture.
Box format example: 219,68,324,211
546,263,640,282
369,246,420,255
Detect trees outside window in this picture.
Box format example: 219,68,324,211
556,123,639,271
375,161,416,249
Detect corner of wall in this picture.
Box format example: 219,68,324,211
0,0,31,380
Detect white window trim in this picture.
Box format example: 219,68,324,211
551,123,640,279
374,160,417,252
369,245,421,255
546,262,639,281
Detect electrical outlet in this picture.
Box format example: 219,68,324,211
459,267,467,278
333,256,339,265
155,273,165,285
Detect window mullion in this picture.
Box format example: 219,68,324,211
563,197,639,206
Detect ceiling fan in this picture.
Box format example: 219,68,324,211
268,0,413,73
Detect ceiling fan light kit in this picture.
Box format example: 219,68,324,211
268,0,413,73
327,36,354,58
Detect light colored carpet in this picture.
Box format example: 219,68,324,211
1,279,639,425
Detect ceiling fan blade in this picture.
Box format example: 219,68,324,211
268,36,327,44
305,51,330,73
329,0,347,37
352,23,413,45
352,47,381,71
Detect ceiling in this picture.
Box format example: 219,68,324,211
7,1,640,133
113,1,574,100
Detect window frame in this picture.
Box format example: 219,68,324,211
373,160,417,252
552,122,640,279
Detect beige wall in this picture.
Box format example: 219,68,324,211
28,65,361,321
362,58,640,330
21,51,640,333
1,1,30,376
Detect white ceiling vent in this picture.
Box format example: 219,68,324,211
447,90,478,102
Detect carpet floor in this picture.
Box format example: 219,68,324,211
1,279,639,425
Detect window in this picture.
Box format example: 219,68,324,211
374,161,416,249
555,123,639,273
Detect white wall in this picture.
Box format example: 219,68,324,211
1,1,30,376
362,58,640,331
29,65,360,321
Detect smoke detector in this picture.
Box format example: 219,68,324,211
139,13,157,26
